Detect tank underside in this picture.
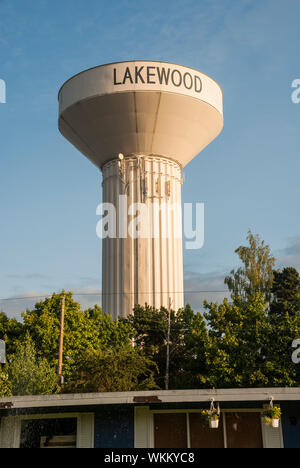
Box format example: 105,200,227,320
59,91,223,168
59,91,223,169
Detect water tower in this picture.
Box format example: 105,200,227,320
58,61,223,319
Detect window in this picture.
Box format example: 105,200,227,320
20,417,77,449
0,413,94,448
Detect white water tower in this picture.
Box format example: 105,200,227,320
58,61,223,318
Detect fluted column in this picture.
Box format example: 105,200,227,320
101,155,184,319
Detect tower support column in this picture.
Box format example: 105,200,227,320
101,155,184,319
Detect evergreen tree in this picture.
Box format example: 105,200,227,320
265,267,300,386
270,267,300,318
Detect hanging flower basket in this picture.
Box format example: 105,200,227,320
262,405,281,428
201,409,220,429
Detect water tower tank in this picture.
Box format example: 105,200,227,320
58,61,223,318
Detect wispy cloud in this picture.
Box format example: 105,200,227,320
5,273,49,280
184,270,230,312
0,290,51,320
276,236,300,272
0,287,102,320
283,237,300,257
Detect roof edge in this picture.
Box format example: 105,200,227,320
1,388,299,410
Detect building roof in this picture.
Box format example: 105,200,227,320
1,388,300,410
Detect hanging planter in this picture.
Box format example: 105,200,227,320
201,409,220,429
262,404,281,428
209,416,220,429
201,400,220,429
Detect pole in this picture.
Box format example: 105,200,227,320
58,293,65,387
165,297,172,390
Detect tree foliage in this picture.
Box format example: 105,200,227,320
8,335,58,396
0,312,23,357
21,292,134,380
0,369,12,397
225,230,275,302
0,232,299,395
201,293,270,388
123,304,207,389
270,267,300,319
265,267,300,386
64,347,158,393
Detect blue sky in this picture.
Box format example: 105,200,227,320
0,0,300,317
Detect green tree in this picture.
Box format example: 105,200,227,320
64,347,158,393
21,292,134,381
202,293,270,388
0,368,12,397
225,230,275,302
0,312,23,358
263,313,300,387
8,335,58,396
264,267,300,386
270,267,300,319
171,308,209,389
123,304,207,389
